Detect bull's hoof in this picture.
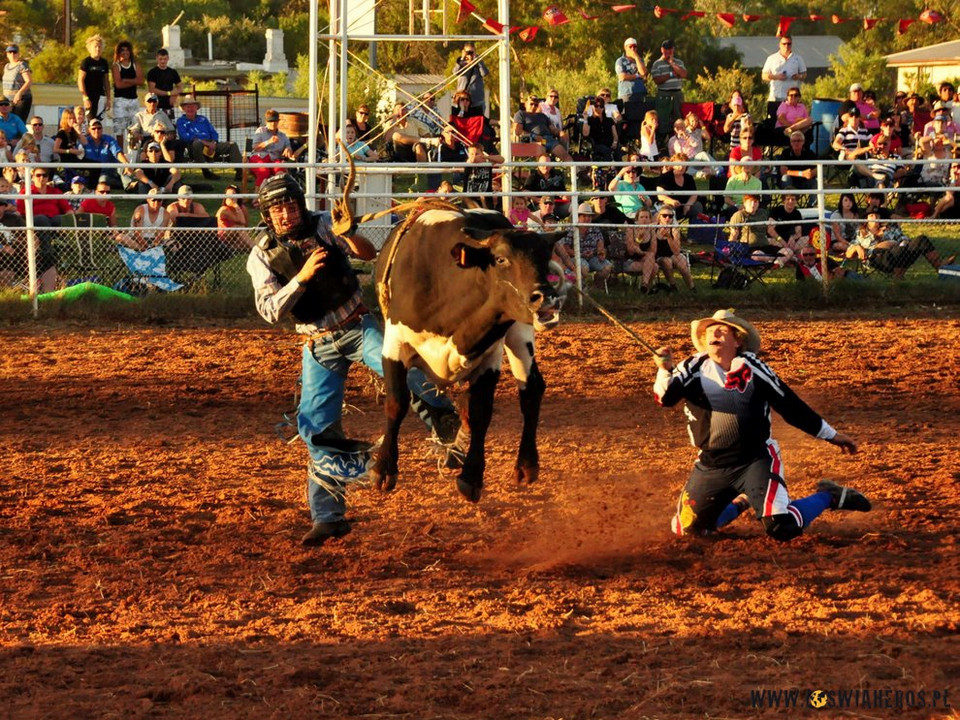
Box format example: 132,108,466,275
456,477,483,503
514,464,539,485
370,468,397,493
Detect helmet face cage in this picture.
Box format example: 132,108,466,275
258,173,307,236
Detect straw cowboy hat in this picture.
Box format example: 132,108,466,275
691,309,761,354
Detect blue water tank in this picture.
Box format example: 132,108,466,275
811,98,843,157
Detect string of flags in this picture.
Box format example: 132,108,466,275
453,1,946,42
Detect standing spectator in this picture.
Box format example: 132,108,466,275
111,40,143,152
133,141,181,195
2,43,33,121
454,43,489,116
146,48,182,120
639,109,660,161
512,95,572,162
176,93,243,179
656,152,703,221
861,90,882,131
650,39,687,124
761,35,806,119
616,37,648,103
78,35,111,121
0,96,27,141
775,87,812,137
216,184,251,249
778,131,817,192
461,142,504,209
79,176,118,226
249,109,296,188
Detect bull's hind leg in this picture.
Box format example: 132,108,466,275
370,357,410,493
458,368,499,503
504,324,543,485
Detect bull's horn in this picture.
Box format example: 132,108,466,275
331,137,357,236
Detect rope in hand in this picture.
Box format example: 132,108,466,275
566,284,668,359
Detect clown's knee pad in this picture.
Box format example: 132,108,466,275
762,513,803,542
671,490,700,536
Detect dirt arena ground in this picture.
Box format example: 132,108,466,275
1,311,957,719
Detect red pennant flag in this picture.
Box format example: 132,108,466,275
863,18,880,30
776,16,796,36
613,5,637,12
832,14,853,24
518,26,539,42
482,17,504,33
716,12,736,28
742,14,762,22
809,14,824,21
920,9,944,24
654,6,679,19
543,5,569,25
579,9,599,20
455,0,475,24
681,11,705,20
897,18,917,34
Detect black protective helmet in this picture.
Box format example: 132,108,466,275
258,172,307,237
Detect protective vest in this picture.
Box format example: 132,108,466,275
257,214,359,324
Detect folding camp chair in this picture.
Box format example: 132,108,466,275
116,245,184,293
710,237,777,289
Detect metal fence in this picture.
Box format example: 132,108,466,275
3,157,959,307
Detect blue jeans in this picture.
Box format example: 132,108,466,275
299,314,453,523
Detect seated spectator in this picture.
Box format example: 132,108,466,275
829,193,860,253
795,247,849,283
16,117,56,164
461,143,504,209
0,176,24,227
527,195,561,228
249,109,297,187
893,91,912,148
639,109,659,161
384,101,432,163
0,129,13,162
722,91,750,144
126,93,174,156
728,193,790,267
12,131,39,163
721,162,761,219
82,117,134,189
2,162,20,191
861,89,882,132
166,184,209,225
921,103,959,145
523,153,566,195
15,166,68,290
508,196,532,228
581,95,618,160
449,92,495,153
353,104,376,143
176,94,243,180
133,141,181,195
625,207,658,293
906,93,931,141
931,162,960,219
728,128,763,164
343,122,379,162
866,115,908,188
916,135,953,188
585,88,622,124
767,193,806,262
840,84,880,129
831,107,874,185
63,174,89,211
778,131,816,192
408,92,445,138
656,153,703,222
536,89,569,149
573,200,613,287
0,96,27,141
775,87,813,137
129,187,171,250
148,124,180,163
653,204,694,291
668,115,717,177
608,164,652,215
78,176,118,226
215,184,252,250
512,95,572,162
847,210,954,277
451,90,482,119
52,108,87,181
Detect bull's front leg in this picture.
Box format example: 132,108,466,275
457,368,499,503
515,358,545,485
370,357,409,493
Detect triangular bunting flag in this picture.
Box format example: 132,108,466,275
482,17,504,33
832,14,853,24
681,11,706,20
776,16,796,36
654,6,679,19
613,5,637,12
742,14,762,22
455,0,475,24
809,15,824,21
579,9,599,21
897,18,917,34
543,5,570,25
717,13,736,28
518,26,539,42
863,18,880,30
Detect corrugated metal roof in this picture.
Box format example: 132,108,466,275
714,35,844,69
391,73,446,85
885,39,960,66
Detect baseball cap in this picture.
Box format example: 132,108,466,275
0,97,10,106
89,118,103,127
146,141,161,151
5,44,19,53
661,39,675,49
933,100,948,111
70,175,86,186
577,201,595,215
850,83,863,92
145,93,159,102
624,38,638,48
178,185,192,197
265,109,280,121
847,106,861,117
147,187,161,197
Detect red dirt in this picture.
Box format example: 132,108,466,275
1,313,958,719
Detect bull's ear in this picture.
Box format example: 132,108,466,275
451,242,493,269
539,230,568,246
461,226,496,242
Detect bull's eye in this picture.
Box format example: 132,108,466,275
495,255,509,266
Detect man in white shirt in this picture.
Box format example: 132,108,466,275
761,35,807,119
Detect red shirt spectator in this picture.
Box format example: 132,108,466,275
16,170,72,217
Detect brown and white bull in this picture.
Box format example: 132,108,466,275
369,205,564,502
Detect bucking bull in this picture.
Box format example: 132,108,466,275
332,159,565,502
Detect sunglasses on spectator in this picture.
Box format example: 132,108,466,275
548,94,559,99
659,212,674,218
788,93,800,98
30,121,44,126
96,190,109,195
600,93,611,97
781,41,792,46
357,111,369,116
33,172,48,178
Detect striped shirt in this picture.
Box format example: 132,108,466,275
650,57,685,92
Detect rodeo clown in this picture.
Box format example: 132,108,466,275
653,309,872,541
246,173,462,546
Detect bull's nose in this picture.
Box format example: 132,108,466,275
529,290,544,306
